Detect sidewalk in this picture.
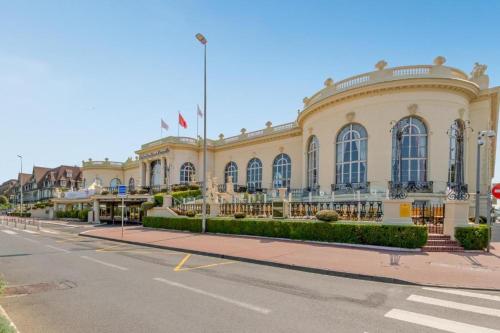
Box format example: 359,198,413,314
81,226,500,290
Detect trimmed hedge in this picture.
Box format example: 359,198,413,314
142,217,428,249
172,189,202,201
455,225,489,250
143,216,202,233
153,194,164,207
56,209,89,221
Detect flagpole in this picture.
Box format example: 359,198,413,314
197,110,199,140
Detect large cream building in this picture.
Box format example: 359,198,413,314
82,58,499,209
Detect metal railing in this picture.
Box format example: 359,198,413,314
411,201,445,234
289,200,383,221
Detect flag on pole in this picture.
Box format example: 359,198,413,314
178,112,188,129
197,104,203,118
161,119,169,131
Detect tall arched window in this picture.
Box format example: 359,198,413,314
246,158,262,190
448,119,465,186
180,162,196,184
391,117,427,183
150,160,162,186
224,162,238,184
109,178,121,190
336,124,367,185
273,153,291,189
306,136,319,190
128,177,135,191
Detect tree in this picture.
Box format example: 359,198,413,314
0,195,8,206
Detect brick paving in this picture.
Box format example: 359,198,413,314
82,226,500,290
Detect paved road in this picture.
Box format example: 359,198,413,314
1,219,500,333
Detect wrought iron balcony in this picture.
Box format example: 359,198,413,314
446,183,469,200
331,182,370,194
388,181,434,194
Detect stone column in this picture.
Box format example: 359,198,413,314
160,157,166,187
145,161,151,187
139,161,144,187
93,199,100,224
443,200,469,240
382,199,413,225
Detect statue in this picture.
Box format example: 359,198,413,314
471,62,487,79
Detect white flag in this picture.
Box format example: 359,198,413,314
161,119,169,130
197,104,203,118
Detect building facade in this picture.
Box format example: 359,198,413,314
81,59,498,210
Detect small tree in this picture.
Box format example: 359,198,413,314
0,195,8,206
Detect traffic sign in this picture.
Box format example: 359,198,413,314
118,185,127,198
491,184,500,199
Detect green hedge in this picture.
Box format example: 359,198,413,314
142,217,427,248
143,216,202,233
8,212,31,217
172,189,202,201
153,194,164,207
455,225,489,250
56,209,89,221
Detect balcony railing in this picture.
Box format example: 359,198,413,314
388,181,434,196
331,182,370,194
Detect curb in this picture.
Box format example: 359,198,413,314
0,305,19,333
79,232,500,291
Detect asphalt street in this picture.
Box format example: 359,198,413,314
1,219,500,333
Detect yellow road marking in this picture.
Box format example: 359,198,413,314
173,253,236,272
175,261,236,272
96,243,177,254
174,254,192,271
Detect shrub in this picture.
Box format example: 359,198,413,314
101,190,109,195
153,194,164,207
137,189,148,194
455,225,489,250
315,210,339,222
143,216,202,232
0,195,8,206
78,209,90,221
141,202,155,211
129,189,137,195
185,210,196,217
172,189,202,201
234,212,246,219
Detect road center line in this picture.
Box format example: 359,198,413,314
385,309,500,333
80,256,129,271
46,245,71,253
407,294,500,317
422,287,500,302
153,277,271,314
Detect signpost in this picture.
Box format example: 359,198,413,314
118,185,127,238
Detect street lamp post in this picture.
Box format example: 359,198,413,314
17,155,23,217
475,130,496,252
195,33,208,232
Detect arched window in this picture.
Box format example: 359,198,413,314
128,177,135,191
273,153,291,189
150,160,162,186
180,162,195,184
306,136,319,190
246,158,262,190
94,177,102,187
224,162,238,184
448,119,465,186
391,117,427,183
336,124,367,185
109,178,121,190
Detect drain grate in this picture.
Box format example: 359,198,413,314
3,280,77,296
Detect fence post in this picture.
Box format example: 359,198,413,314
15,217,17,228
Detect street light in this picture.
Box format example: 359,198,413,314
195,33,207,232
17,155,23,217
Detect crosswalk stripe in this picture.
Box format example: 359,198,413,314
22,230,39,234
385,309,500,333
41,229,59,234
2,230,18,235
407,294,500,318
422,287,500,302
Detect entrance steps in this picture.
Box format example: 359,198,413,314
422,234,464,252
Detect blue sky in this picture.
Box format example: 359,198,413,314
1,0,500,182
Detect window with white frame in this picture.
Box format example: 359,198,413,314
336,123,367,185
180,162,196,184
272,153,291,189
224,162,238,184
246,158,262,190
306,135,319,189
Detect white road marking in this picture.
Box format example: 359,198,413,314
22,230,39,234
2,230,17,235
385,309,500,333
21,237,39,243
80,256,128,271
153,277,271,314
407,294,500,317
45,245,70,253
41,229,60,234
422,287,500,302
